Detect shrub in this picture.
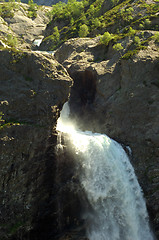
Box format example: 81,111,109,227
139,23,144,29
0,2,15,18
113,43,123,51
7,34,18,47
52,26,60,42
134,36,141,46
100,31,114,46
128,27,136,36
43,26,60,50
27,0,38,18
126,7,134,13
122,49,138,59
92,18,101,29
111,0,120,7
153,32,159,43
144,18,151,27
78,24,89,37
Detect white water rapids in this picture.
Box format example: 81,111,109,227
56,102,154,240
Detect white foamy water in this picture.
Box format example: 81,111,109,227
56,102,154,240
33,38,43,47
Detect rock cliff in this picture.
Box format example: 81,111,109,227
0,49,73,239
0,2,51,49
55,35,159,238
0,0,159,239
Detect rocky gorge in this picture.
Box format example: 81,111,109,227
0,0,159,239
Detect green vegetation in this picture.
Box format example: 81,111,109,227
100,31,115,46
0,0,158,57
44,0,159,51
0,1,17,18
113,43,123,56
78,24,89,37
6,34,18,47
0,112,5,126
133,36,141,46
0,0,37,19
152,32,159,43
127,27,136,36
122,45,147,59
43,26,60,50
27,0,38,18
0,111,21,130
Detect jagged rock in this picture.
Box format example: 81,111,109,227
0,49,72,240
55,35,159,238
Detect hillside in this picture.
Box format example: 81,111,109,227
40,0,159,51
0,1,51,49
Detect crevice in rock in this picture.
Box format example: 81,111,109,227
68,69,97,130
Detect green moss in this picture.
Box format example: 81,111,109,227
0,121,21,130
122,45,147,59
122,49,138,59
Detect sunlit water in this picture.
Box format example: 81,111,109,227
56,102,154,240
33,38,43,47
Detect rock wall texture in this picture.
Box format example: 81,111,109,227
0,49,73,240
0,3,51,49
0,32,159,240
55,35,159,238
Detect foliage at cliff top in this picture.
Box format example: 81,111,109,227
43,0,159,50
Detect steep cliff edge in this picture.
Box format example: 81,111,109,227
0,49,72,239
55,35,159,238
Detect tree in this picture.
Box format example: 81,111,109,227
78,24,89,37
52,26,60,44
92,18,101,29
100,32,114,46
27,0,38,18
134,36,141,46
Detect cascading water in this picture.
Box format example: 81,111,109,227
56,102,154,240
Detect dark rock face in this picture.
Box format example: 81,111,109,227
0,49,72,239
55,36,159,238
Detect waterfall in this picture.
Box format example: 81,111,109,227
56,102,154,240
